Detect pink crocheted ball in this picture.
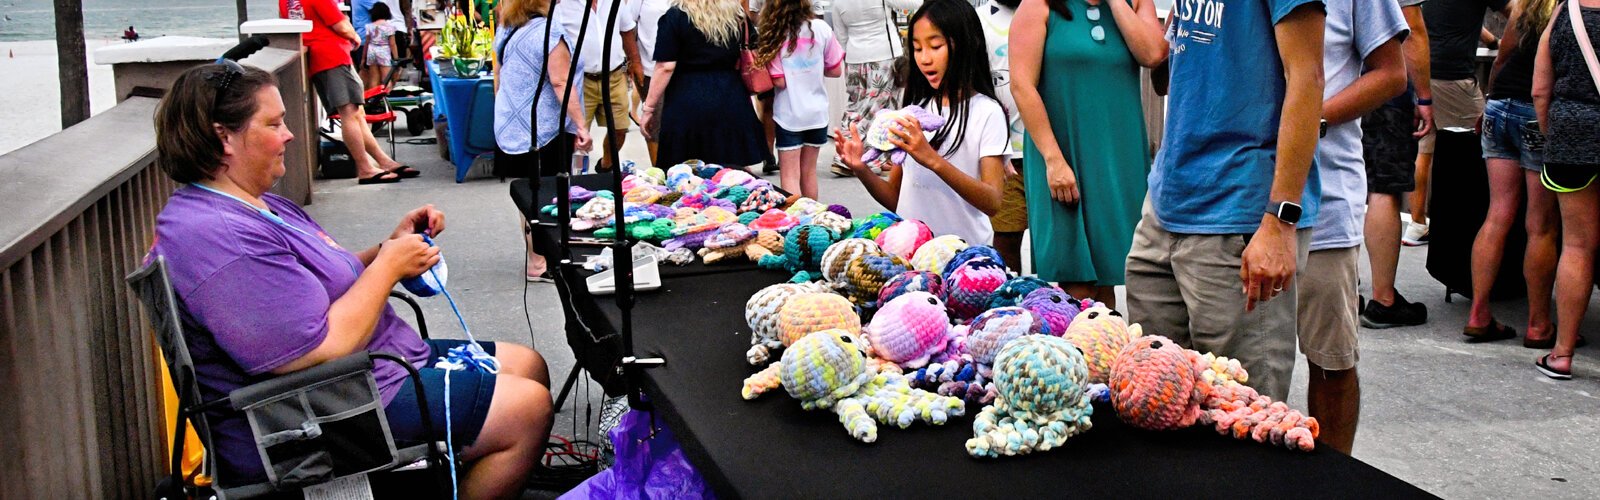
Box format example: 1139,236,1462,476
942,257,1010,322
865,292,953,368
874,220,934,261
1109,336,1207,431
1019,288,1082,336
964,307,1042,365
878,270,945,305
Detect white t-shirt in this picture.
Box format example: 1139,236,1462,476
634,0,673,72
896,94,1012,245
767,19,846,131
557,0,639,74
977,0,1022,159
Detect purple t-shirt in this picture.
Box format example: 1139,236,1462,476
151,185,430,485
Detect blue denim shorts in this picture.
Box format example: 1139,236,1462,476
775,125,829,151
385,339,499,448
1481,98,1545,171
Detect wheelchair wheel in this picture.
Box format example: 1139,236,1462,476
407,108,427,136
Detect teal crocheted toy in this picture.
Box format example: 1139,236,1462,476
592,219,676,241
965,335,1095,458
741,330,966,443
758,224,842,282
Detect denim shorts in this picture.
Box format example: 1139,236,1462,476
775,125,829,151
1481,98,1545,171
386,339,499,448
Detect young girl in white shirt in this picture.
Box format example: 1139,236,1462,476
756,0,845,199
834,0,1009,245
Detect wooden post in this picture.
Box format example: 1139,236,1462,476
53,0,89,128
237,0,250,41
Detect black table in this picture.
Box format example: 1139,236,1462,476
511,176,1435,498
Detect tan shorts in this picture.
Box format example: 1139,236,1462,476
990,161,1028,233
1418,78,1485,154
583,68,631,130
1123,199,1311,401
1295,247,1360,371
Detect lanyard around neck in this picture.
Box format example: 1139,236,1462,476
189,183,318,240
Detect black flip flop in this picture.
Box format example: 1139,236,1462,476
1463,320,1516,343
385,165,422,178
1535,354,1573,380
358,171,402,185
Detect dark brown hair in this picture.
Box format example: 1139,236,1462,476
154,63,276,184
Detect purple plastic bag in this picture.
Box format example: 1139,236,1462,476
560,409,715,500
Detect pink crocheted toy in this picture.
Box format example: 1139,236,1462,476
875,219,934,261
908,306,1041,406
748,208,801,233
942,256,1010,322
860,105,948,166
861,292,954,369
744,282,832,365
1060,306,1142,384
1108,335,1320,451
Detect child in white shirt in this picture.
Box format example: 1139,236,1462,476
756,0,845,199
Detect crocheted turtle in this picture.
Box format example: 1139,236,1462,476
744,282,832,365
748,208,801,233
942,256,1010,322
740,185,787,213
711,167,755,188
826,204,852,219
593,219,677,242
742,330,965,443
849,211,902,240
1107,335,1319,451
877,270,945,305
965,335,1095,458
1060,306,1141,384
667,164,704,194
987,275,1055,310
909,234,969,273
757,224,842,282
807,211,854,236
819,238,881,283
875,219,934,261
785,197,828,220
861,292,954,370
698,224,784,264
860,105,948,166
1019,287,1083,336
571,197,615,232
639,167,666,186
841,253,910,309
622,184,664,205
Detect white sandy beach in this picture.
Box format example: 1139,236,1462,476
0,39,120,155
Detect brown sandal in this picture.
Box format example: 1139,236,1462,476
1463,320,1516,343
1524,334,1589,350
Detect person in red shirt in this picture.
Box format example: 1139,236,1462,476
283,0,418,183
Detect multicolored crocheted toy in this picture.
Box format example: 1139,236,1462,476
1107,336,1319,451
819,238,881,283
807,211,854,236
740,185,787,213
699,224,784,264
908,235,969,273
987,276,1055,310
1019,288,1082,336
757,224,841,282
849,211,902,240
860,105,948,166
862,292,954,369
1060,306,1141,384
826,204,851,219
877,270,945,305
742,330,965,443
711,167,755,188
748,208,801,233
623,184,664,205
965,335,1095,458
941,245,1007,279
744,282,832,365
842,253,909,309
942,256,1010,322
875,219,934,261
785,197,828,219
639,167,666,186
571,197,615,232
907,306,1041,406
776,292,861,348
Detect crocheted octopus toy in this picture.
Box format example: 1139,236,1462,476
1059,306,1142,384
742,330,965,443
739,291,863,379
860,105,948,166
907,306,1044,406
909,234,969,274
1107,335,1320,451
840,253,910,310
965,335,1095,458
850,211,903,240
819,238,881,283
744,282,832,365
698,223,784,264
757,224,842,282
875,219,934,261
877,270,945,306
942,256,1011,322
987,276,1055,310
859,292,955,370
1019,287,1095,336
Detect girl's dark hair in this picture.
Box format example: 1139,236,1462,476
994,0,1023,10
154,63,277,183
754,0,815,66
369,2,393,21
1045,0,1072,20
901,0,995,156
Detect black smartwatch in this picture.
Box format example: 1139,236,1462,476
1268,200,1303,226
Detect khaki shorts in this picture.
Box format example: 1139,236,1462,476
1295,247,1360,371
1418,78,1485,154
1123,199,1311,401
990,161,1028,233
583,67,631,130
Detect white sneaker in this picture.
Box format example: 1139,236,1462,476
1402,222,1430,246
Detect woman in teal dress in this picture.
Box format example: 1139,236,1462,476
1009,0,1166,306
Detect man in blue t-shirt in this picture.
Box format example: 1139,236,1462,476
1125,0,1327,402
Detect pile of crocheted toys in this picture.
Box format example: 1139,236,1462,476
734,212,1321,454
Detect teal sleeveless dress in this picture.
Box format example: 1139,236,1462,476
1022,1,1150,286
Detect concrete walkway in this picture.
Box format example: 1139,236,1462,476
306,116,1599,498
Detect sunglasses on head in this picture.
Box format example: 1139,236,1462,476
203,58,246,117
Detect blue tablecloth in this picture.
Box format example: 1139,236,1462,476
427,60,497,182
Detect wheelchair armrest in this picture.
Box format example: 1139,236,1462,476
389,291,431,340
227,352,375,411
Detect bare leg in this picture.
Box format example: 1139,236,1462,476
1093,285,1118,310
600,128,628,171
1307,363,1359,454
522,217,547,279
1365,192,1404,306
799,144,821,199
1546,186,1599,373
992,232,1025,275
1409,152,1432,226
492,343,551,388
778,148,802,195
339,104,386,179
1467,159,1525,328
460,375,552,500
1062,282,1096,303
1524,170,1561,341
358,112,403,170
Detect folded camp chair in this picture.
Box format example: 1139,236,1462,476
129,256,449,499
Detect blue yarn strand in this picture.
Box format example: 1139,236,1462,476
417,234,499,500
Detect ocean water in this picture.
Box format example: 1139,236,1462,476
0,0,280,42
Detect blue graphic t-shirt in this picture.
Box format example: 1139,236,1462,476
1150,0,1325,234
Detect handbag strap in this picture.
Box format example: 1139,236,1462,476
1570,0,1600,97
881,0,897,57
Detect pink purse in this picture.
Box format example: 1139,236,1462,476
737,21,774,95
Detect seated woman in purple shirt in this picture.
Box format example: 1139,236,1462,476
150,62,552,498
